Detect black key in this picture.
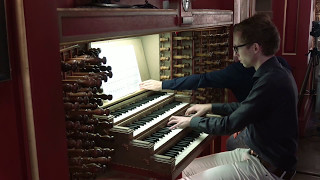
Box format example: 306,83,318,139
133,121,146,125
152,133,164,137
172,146,185,151
177,141,190,146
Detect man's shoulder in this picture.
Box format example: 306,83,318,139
260,67,293,87
276,56,291,71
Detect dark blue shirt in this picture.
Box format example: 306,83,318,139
162,57,290,102
190,57,299,170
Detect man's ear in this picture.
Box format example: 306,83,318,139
253,43,261,54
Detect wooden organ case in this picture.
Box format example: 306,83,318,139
58,1,233,179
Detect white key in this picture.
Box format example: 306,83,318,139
133,102,189,137
154,128,182,151
114,93,173,123
175,133,208,165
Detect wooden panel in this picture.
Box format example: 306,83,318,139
191,10,233,27
192,0,234,10
240,0,250,21
0,82,27,180
282,0,299,55
58,8,233,45
23,0,70,179
273,0,313,136
0,0,32,179
273,0,311,89
233,0,255,23
58,9,178,44
72,0,164,8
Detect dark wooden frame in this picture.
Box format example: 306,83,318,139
0,0,11,81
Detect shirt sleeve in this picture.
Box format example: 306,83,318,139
162,63,243,90
190,77,273,135
211,102,240,116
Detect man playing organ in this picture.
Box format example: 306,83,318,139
167,13,298,180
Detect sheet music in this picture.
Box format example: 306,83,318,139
91,41,141,101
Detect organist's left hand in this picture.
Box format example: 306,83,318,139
185,104,212,117
139,79,162,91
167,116,192,130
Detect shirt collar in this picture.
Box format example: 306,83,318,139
252,56,280,80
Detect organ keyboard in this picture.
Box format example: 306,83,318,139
111,91,174,124
151,131,212,178
96,90,214,179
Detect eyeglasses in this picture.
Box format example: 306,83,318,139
233,43,250,53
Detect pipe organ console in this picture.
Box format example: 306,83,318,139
95,90,214,179
59,18,231,180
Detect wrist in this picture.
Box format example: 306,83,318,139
205,104,212,112
190,116,201,128
187,117,192,126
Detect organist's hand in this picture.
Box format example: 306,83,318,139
168,116,192,130
185,104,212,117
139,80,162,91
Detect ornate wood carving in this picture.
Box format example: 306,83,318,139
315,0,320,21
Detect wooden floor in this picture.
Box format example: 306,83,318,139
293,113,320,180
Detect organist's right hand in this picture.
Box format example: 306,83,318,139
185,104,212,117
139,79,162,91
168,116,192,130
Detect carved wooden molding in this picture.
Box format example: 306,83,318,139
58,8,233,45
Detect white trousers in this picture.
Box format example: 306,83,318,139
180,148,281,180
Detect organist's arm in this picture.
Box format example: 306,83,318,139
184,102,240,118
167,102,240,131
139,62,255,102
